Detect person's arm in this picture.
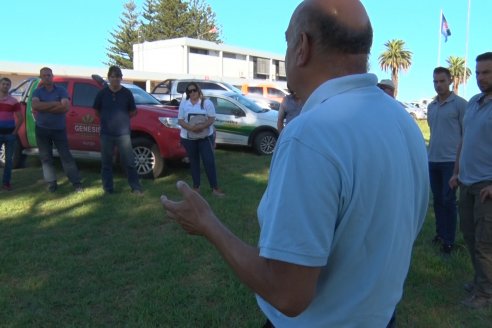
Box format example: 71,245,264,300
193,98,216,132
178,118,195,132
93,91,102,118
31,97,58,112
449,141,462,189
192,116,215,132
31,97,68,113
161,181,320,317
480,185,492,203
277,107,286,133
277,98,287,133
128,89,137,118
12,109,23,135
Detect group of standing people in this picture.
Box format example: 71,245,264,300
1,66,143,195
1,65,225,197
378,55,492,309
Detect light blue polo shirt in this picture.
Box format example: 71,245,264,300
459,94,492,185
427,92,467,162
256,73,429,327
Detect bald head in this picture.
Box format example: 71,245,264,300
291,0,372,56
285,0,372,100
309,0,370,29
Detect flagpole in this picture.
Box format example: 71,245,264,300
463,0,471,98
437,9,442,67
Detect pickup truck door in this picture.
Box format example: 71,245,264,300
211,96,249,146
65,81,101,151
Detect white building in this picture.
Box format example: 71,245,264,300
133,37,287,87
0,38,287,92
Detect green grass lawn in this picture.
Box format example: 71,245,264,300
1,133,491,327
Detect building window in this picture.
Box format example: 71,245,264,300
189,47,209,55
223,52,246,60
278,61,286,77
255,57,270,75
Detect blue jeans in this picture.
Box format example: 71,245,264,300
100,134,141,192
35,126,81,186
429,161,457,245
0,133,16,185
181,136,218,189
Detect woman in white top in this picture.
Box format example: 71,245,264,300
178,82,224,196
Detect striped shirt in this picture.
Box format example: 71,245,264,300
0,95,20,134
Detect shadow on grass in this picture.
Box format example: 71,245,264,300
0,149,268,327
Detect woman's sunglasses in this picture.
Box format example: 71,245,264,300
186,88,198,94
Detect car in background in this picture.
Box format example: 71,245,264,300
205,91,279,155
243,93,280,111
399,101,427,120
240,83,288,103
409,101,428,115
151,78,243,105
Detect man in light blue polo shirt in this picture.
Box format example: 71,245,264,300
427,67,467,254
161,0,429,326
450,52,492,309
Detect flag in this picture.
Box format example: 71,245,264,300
208,26,218,34
441,13,451,42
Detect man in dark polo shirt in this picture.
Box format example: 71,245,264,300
32,67,82,193
450,52,492,309
427,66,467,254
93,66,142,195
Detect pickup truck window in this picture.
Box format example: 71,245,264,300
54,82,69,91
247,86,263,95
214,97,245,117
199,82,226,91
73,83,99,107
9,79,32,101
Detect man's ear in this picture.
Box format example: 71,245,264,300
296,32,311,67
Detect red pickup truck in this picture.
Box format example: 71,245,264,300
2,75,186,178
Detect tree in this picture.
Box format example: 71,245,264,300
446,56,472,94
106,1,140,69
139,0,220,42
184,0,221,42
378,39,413,98
140,0,188,42
107,0,222,67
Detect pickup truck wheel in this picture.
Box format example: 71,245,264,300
253,131,277,155
132,138,164,179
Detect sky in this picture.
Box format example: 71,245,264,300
1,0,490,102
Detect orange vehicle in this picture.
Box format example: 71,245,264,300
240,83,288,103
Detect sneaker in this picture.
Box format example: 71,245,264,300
132,189,144,196
464,282,476,293
441,244,453,254
74,184,84,193
2,183,12,191
461,294,492,309
212,188,225,197
432,235,443,245
48,182,58,193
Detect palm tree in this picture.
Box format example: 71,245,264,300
378,39,413,98
447,56,472,94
